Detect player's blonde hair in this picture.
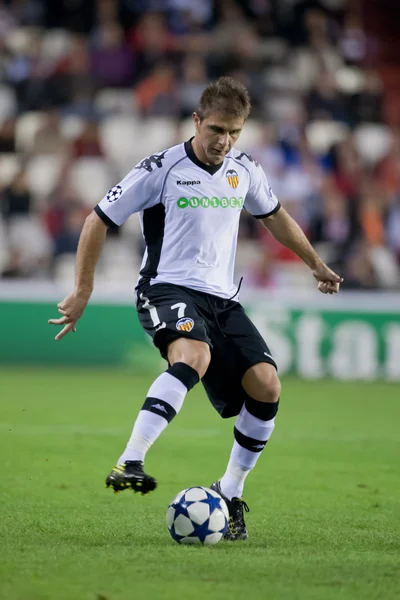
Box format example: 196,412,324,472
196,76,251,121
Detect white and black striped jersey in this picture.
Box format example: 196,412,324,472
95,138,280,299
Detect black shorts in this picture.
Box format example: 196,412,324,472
136,282,277,419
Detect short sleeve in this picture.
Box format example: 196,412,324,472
244,162,280,219
95,153,167,227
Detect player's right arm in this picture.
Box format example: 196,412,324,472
48,152,168,340
48,211,107,340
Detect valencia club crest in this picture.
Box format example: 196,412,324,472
226,169,239,189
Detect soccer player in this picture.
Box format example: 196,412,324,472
49,77,342,540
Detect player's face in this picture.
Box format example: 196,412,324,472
193,112,244,165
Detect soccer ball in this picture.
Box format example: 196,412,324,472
166,486,229,545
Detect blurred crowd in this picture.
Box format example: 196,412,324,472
0,0,400,290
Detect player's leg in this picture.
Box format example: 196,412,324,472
106,338,209,494
209,302,280,539
106,284,211,494
210,363,280,540
117,337,209,465
220,363,280,501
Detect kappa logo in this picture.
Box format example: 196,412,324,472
135,150,168,172
177,180,201,185
236,151,259,167
226,169,239,189
176,317,195,332
151,403,168,414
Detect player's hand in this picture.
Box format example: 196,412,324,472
48,291,89,340
312,262,343,294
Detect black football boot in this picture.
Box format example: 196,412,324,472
210,480,249,540
106,461,157,495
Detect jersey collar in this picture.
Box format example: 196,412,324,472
184,137,224,175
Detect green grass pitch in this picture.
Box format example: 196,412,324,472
0,368,399,600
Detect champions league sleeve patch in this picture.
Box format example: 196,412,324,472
106,185,123,202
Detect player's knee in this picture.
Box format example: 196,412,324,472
263,372,281,403
242,363,281,403
168,338,211,379
256,371,280,403
184,346,210,379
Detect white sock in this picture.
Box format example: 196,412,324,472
118,371,188,463
220,404,276,500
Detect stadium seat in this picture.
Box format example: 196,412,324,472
369,246,400,288
353,124,392,166
95,88,136,116
177,117,195,143
54,253,76,288
101,264,141,290
259,38,289,63
235,120,263,151
291,49,342,93
0,154,21,186
335,67,365,94
102,236,139,267
306,120,349,154
60,115,86,141
0,84,16,124
8,215,52,271
15,112,47,153
275,261,314,288
266,95,304,123
138,117,177,157
4,26,39,55
314,241,337,265
264,67,300,93
26,155,62,199
70,157,114,208
100,115,142,173
100,235,141,289
41,29,73,62
101,116,176,173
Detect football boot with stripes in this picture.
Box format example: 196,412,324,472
106,461,157,494
210,480,250,540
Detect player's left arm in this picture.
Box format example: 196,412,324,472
242,155,343,294
262,207,343,294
